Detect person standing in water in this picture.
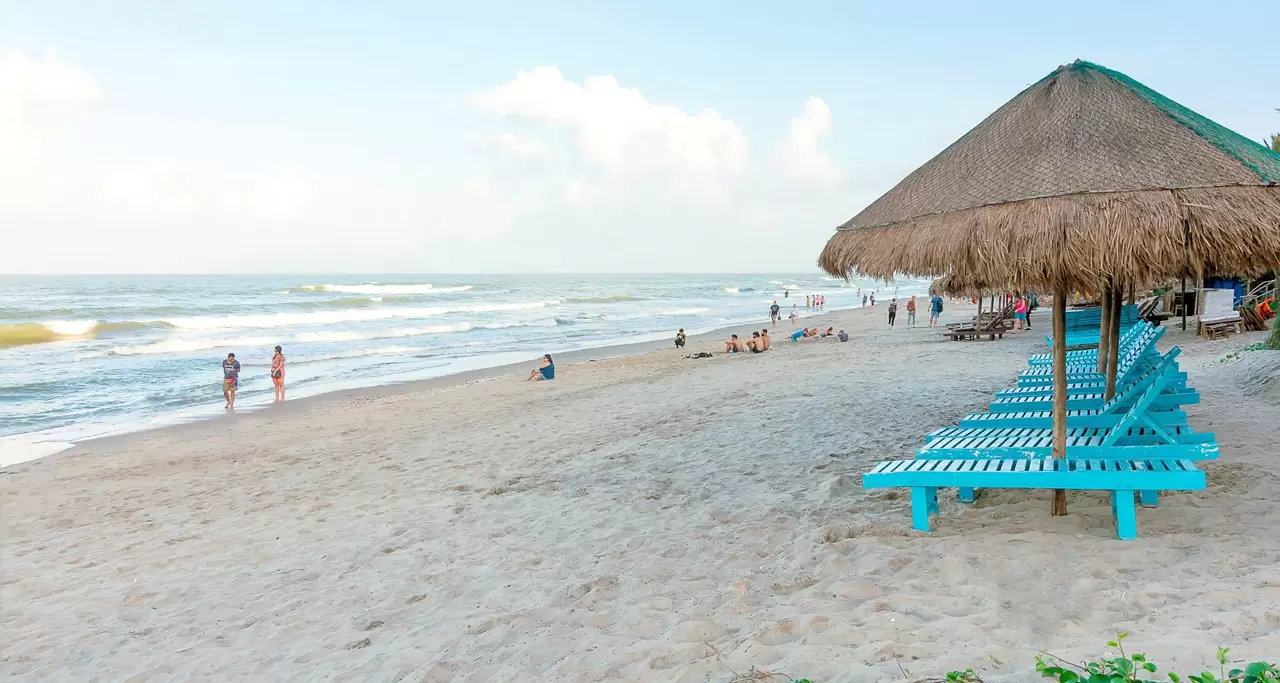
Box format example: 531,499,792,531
271,345,286,402
221,352,241,410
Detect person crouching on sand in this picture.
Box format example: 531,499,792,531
527,354,555,381
271,345,286,402
221,352,241,409
675,328,687,348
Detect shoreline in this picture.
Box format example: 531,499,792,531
2,301,874,467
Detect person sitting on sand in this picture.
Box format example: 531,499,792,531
527,354,555,381
760,329,771,350
837,329,849,342
724,334,745,353
824,326,835,337
675,328,687,348
790,328,805,342
746,331,765,353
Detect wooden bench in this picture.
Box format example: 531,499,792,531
862,458,1205,539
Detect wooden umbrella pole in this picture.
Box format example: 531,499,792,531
1097,281,1112,373
1052,287,1068,516
1181,277,1188,331
1105,284,1123,399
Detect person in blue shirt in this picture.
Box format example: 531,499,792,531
929,295,945,327
527,354,555,381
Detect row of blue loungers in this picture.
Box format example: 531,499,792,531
864,321,1217,539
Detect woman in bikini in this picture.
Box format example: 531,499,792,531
271,345,286,402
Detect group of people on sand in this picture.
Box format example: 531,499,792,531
218,346,287,410
790,326,847,342
724,328,772,353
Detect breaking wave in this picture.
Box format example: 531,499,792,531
288,283,473,295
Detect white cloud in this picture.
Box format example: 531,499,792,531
777,96,841,185
1,54,855,273
467,66,748,184
465,132,549,158
0,49,103,167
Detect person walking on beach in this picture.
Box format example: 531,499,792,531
906,296,917,327
675,328,687,348
861,294,868,313
769,301,781,325
221,352,241,410
870,293,876,309
271,346,286,402
789,303,799,325
888,298,898,327
929,294,944,326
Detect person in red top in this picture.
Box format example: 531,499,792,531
905,296,918,328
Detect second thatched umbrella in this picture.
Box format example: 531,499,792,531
820,60,1280,516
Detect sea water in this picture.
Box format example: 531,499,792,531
0,274,929,464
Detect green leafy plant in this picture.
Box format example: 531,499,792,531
1034,633,1279,683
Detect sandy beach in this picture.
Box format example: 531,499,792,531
4,303,1280,682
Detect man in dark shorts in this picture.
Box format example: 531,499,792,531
769,301,781,326
222,352,241,409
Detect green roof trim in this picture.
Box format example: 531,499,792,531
1072,60,1280,183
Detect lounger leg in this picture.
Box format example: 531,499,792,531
926,487,939,514
958,487,976,503
1112,490,1138,540
910,487,932,532
1139,490,1159,507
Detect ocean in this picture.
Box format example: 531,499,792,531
0,274,931,464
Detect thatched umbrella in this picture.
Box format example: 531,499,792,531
821,60,1280,517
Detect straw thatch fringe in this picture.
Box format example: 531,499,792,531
819,186,1280,293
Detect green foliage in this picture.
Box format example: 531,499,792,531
947,669,983,683
1268,313,1280,350
1034,634,1279,683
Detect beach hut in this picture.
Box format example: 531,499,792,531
820,60,1280,515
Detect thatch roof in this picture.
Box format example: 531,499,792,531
820,60,1280,291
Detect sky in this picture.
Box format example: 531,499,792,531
1,1,1276,274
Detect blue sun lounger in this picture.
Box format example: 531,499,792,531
1028,322,1151,367
863,458,1205,539
1018,327,1164,386
920,355,1214,508
962,349,1188,429
1045,304,1141,350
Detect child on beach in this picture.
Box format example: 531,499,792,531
789,304,798,325
888,299,898,327
906,296,917,328
527,354,555,381
837,329,849,342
